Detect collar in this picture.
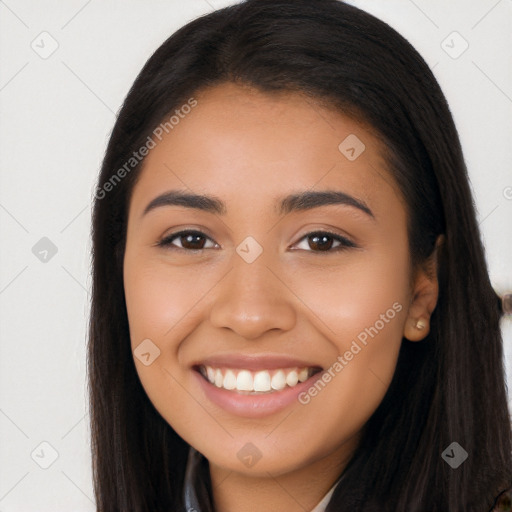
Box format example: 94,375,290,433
183,447,342,512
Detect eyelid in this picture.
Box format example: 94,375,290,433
156,229,219,250
291,230,357,251
156,227,358,253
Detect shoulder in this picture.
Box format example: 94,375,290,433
490,487,512,511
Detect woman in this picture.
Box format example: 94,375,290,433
88,0,512,510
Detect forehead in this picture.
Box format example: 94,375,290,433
129,82,404,218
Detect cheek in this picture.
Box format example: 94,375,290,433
123,255,204,349
123,254,211,434
291,246,409,342
290,247,409,404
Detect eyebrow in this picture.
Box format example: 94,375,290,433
141,189,375,219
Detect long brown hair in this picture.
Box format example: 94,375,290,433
88,1,512,510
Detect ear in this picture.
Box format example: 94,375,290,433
403,234,444,342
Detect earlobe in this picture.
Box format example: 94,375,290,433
404,316,430,341
414,318,427,331
403,234,444,342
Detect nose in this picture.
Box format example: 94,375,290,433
209,251,297,340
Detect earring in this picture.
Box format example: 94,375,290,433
415,318,427,330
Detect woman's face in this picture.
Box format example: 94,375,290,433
123,82,437,478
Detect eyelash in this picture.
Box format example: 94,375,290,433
156,229,357,254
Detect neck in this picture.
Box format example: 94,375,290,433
209,440,356,512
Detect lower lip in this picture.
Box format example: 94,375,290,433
192,369,322,418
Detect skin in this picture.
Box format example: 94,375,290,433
123,82,440,512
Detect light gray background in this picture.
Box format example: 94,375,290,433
1,0,511,510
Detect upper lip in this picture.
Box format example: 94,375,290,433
192,353,324,371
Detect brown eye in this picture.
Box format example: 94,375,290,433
294,231,357,254
158,230,216,251
157,229,356,254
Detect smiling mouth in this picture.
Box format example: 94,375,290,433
195,364,323,394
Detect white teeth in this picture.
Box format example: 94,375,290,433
271,370,286,390
253,371,271,392
223,370,237,390
298,368,309,382
236,370,253,391
214,369,223,387
200,365,317,393
286,370,298,387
